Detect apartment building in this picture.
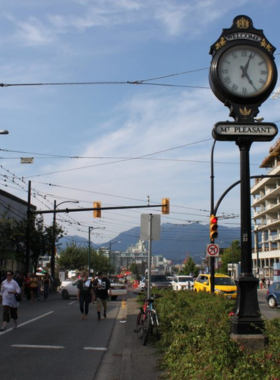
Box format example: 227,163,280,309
251,138,280,279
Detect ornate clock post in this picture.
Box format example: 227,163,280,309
209,15,278,343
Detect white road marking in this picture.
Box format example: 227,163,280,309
69,301,76,305
17,311,54,328
84,347,107,351
11,344,64,349
0,311,54,335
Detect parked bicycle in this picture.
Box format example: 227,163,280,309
135,294,160,346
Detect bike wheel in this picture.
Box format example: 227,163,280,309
135,310,145,339
143,312,151,346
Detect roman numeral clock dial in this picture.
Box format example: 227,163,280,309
218,45,271,98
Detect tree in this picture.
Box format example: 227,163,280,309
57,243,112,274
130,263,139,279
180,257,199,278
8,215,64,273
220,240,241,274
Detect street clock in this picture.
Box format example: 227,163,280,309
209,15,277,121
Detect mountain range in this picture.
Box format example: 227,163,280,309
59,223,240,264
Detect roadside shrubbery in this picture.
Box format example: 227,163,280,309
152,290,280,380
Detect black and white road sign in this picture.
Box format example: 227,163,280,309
206,244,220,257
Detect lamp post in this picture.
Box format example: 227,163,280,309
88,226,105,275
88,227,93,275
108,240,121,275
210,139,217,293
255,227,260,277
51,200,79,288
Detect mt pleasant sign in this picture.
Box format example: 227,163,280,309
213,122,278,142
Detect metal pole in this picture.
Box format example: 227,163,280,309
51,200,56,288
51,200,79,288
147,214,153,299
88,227,93,274
231,244,234,278
109,241,111,276
210,140,216,293
26,181,31,274
256,227,260,276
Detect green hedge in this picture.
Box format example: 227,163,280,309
152,290,280,380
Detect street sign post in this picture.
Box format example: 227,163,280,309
213,122,278,142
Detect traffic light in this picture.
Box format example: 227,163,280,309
162,198,170,214
210,214,218,240
93,201,101,218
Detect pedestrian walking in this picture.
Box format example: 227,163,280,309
93,272,112,320
30,274,38,302
43,274,51,300
0,270,21,331
77,272,94,320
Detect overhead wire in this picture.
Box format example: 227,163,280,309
0,67,210,88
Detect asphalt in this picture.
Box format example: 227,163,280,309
94,290,163,380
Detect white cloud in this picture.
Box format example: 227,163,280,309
13,17,55,46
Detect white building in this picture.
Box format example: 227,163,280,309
251,138,280,279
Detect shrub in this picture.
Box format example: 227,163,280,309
152,290,280,380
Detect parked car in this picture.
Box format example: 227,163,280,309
59,278,127,300
145,274,172,290
266,282,280,308
193,273,237,299
171,275,194,291
167,276,176,282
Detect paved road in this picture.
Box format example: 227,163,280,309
0,293,124,380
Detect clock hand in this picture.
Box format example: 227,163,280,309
240,66,258,92
240,53,253,78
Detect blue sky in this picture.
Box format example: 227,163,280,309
0,0,279,249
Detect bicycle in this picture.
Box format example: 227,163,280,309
135,294,160,346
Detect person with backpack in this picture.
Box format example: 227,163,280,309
77,272,94,320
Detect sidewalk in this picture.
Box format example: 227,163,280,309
94,295,163,380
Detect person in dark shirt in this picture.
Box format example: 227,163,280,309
93,272,111,320
77,272,94,320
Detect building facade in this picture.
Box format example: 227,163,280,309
104,239,172,275
0,189,36,272
251,138,280,279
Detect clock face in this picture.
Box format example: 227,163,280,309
218,45,272,98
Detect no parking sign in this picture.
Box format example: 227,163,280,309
206,244,220,257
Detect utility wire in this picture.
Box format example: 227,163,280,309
23,138,213,178
0,67,209,88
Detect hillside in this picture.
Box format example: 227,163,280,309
59,223,240,264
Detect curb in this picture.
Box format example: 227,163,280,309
94,300,127,380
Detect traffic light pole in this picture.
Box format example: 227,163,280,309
31,203,165,216
210,140,216,294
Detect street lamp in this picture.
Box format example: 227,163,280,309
88,227,93,275
88,226,105,275
0,130,9,134
108,240,121,275
51,200,79,288
254,226,260,277
210,139,217,293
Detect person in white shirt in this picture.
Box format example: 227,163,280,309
0,270,21,331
